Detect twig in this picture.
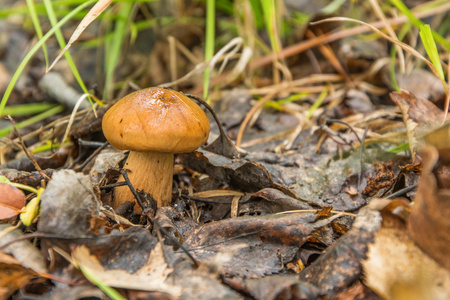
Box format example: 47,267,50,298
185,93,240,158
235,89,280,147
119,169,146,211
386,184,417,199
327,119,362,144
100,181,127,190
74,141,109,172
7,116,51,181
358,127,370,191
153,220,200,268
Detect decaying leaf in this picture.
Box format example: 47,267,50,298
363,199,450,300
391,92,419,158
298,206,380,296
181,148,380,211
422,122,450,160
38,170,100,237
0,253,38,299
180,150,294,195
408,144,450,270
0,224,47,273
72,243,181,297
390,90,446,159
171,250,244,300
245,275,319,300
184,212,341,277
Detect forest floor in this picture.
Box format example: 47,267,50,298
0,1,449,299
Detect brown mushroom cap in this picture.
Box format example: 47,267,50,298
102,87,210,153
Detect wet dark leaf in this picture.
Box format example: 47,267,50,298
185,212,340,277
298,206,379,296
245,275,319,300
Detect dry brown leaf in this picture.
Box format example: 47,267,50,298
363,225,450,300
389,91,446,159
48,0,113,71
362,198,450,300
0,252,37,299
423,122,450,159
72,243,181,297
390,91,445,131
408,145,450,270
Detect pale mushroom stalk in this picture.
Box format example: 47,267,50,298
115,151,174,207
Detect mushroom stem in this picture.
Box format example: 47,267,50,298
114,151,174,210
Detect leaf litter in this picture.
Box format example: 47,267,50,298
1,1,450,299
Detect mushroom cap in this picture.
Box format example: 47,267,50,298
102,87,210,153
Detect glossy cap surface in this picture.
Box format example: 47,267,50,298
102,87,210,153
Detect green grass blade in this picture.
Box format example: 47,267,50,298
321,0,347,14
247,0,264,29
216,0,233,15
261,0,280,53
419,24,446,85
203,0,215,102
43,0,94,107
0,0,86,18
0,0,97,116
26,0,49,69
389,23,411,92
306,90,328,119
31,141,61,154
390,0,450,50
388,142,410,153
1,103,58,117
78,266,126,300
103,2,133,100
0,105,64,138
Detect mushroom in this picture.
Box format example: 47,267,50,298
102,87,210,210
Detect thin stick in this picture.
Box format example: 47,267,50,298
74,141,109,172
386,184,418,199
249,3,450,70
236,90,279,147
327,119,362,144
7,116,51,181
100,181,127,190
358,127,370,191
184,93,228,141
154,220,200,268
119,168,145,211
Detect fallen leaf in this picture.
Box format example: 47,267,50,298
298,205,381,297
245,275,319,300
185,212,340,277
0,183,25,219
363,208,450,300
0,224,47,273
0,253,37,299
38,170,100,237
408,144,450,270
390,90,446,157
72,243,181,297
